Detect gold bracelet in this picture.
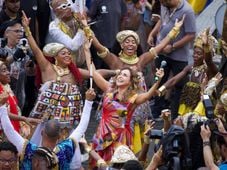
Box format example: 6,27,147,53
158,85,166,97
97,159,107,167
83,26,93,39
149,47,158,59
144,135,150,144
167,27,180,40
97,47,109,58
24,26,32,37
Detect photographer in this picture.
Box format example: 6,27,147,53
200,124,227,170
0,19,31,66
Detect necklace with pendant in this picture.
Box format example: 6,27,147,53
53,64,70,81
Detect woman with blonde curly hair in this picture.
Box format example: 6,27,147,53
84,40,164,164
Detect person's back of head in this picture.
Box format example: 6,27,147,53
121,160,143,170
32,147,58,170
44,119,60,141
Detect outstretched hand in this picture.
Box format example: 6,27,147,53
174,14,185,29
85,88,96,101
21,10,31,28
201,28,210,46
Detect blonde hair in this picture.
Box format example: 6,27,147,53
110,67,140,102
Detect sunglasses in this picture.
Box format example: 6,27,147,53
56,2,71,10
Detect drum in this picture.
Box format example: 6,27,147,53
215,3,227,35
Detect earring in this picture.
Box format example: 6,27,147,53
55,60,58,66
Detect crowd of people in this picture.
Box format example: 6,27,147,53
0,0,226,169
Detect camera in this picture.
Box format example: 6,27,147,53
13,38,29,61
153,125,192,170
149,129,163,139
202,94,218,131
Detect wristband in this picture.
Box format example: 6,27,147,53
203,141,210,147
158,85,166,97
24,26,31,37
149,47,158,59
97,47,109,59
144,135,150,144
97,159,107,167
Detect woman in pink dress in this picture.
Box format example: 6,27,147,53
84,41,164,163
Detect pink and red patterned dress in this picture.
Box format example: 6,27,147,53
92,92,137,162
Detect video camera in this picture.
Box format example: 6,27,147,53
202,94,218,132
150,125,192,170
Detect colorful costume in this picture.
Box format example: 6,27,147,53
0,99,93,170
93,92,137,162
21,139,76,170
178,64,207,116
0,84,20,132
30,81,82,128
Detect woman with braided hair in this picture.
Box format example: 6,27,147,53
158,28,219,117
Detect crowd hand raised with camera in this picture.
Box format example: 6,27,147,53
138,120,155,163
79,137,107,169
216,118,227,144
200,124,219,170
146,145,164,170
160,109,172,132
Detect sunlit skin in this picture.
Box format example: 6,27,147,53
5,23,24,47
0,150,17,170
55,48,72,68
121,36,138,56
51,0,73,21
0,64,11,85
193,47,204,66
116,69,131,88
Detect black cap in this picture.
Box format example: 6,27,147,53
0,19,21,37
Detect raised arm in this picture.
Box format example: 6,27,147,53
202,28,218,79
21,11,50,72
84,40,110,92
92,36,120,70
158,64,192,96
0,105,26,154
135,68,164,105
200,125,219,170
49,22,85,51
69,89,95,141
139,15,185,68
